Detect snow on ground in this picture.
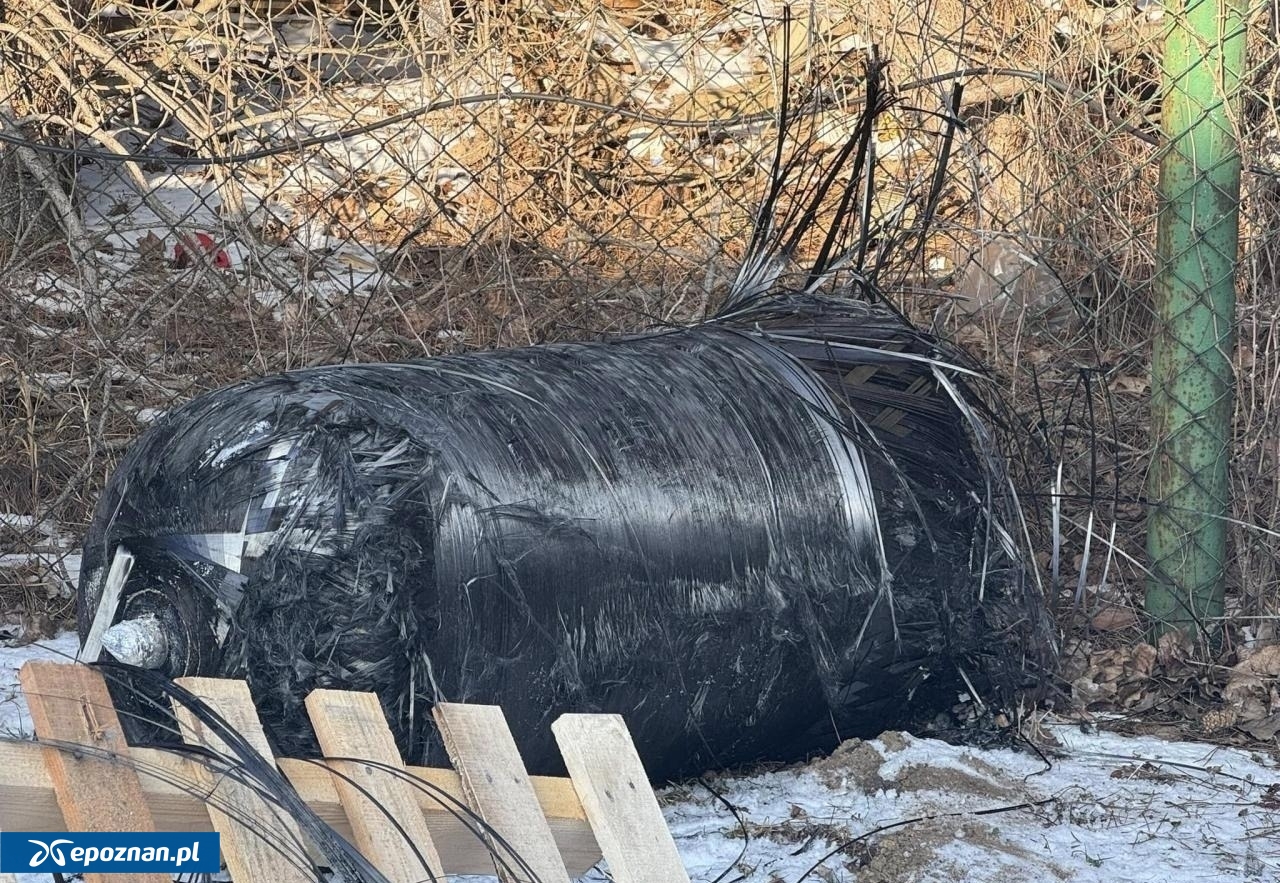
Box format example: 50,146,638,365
663,725,1279,882
2,633,1278,882
0,631,81,739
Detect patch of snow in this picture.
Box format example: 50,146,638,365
0,632,81,739
659,726,1279,882
0,514,45,531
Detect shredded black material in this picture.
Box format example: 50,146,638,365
76,59,1055,782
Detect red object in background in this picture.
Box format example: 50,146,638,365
173,232,231,269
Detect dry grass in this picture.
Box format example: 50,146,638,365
1,0,1278,732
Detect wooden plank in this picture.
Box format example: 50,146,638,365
77,545,132,663
17,661,169,883
0,741,602,875
304,689,443,882
552,714,690,883
434,703,572,883
172,677,312,883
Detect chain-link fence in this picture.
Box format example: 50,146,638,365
1,0,1277,708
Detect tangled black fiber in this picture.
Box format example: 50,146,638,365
76,58,1055,784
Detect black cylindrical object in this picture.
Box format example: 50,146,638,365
77,296,1051,780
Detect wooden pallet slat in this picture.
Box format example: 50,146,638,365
172,676,313,883
17,661,169,883
305,688,444,883
0,739,602,875
434,702,573,883
6,666,694,883
552,713,691,883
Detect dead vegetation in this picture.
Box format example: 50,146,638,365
0,0,1279,740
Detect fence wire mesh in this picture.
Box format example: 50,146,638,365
1,0,1277,718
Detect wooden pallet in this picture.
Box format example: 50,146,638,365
0,661,691,883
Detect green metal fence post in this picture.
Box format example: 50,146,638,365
1146,0,1246,638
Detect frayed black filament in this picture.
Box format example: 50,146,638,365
101,663,401,883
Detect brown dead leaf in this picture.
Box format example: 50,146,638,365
1220,644,1280,731
137,231,165,259
1132,642,1158,678
1235,644,1280,678
1090,604,1139,632
1157,630,1193,668
1114,501,1145,520
1071,642,1158,710
1223,673,1273,720
1240,714,1280,741
1110,374,1149,395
